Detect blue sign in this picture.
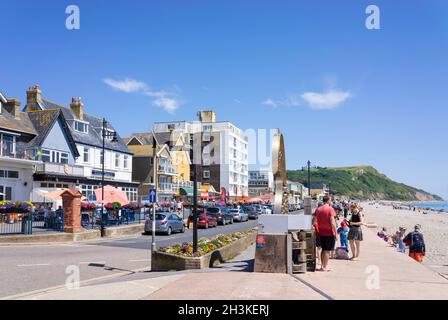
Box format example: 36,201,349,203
149,189,157,203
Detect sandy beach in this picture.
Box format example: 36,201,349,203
362,203,448,275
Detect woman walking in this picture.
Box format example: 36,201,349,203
348,203,364,260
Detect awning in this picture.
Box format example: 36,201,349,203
179,187,201,197
200,185,220,195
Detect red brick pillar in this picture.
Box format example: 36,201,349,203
61,190,82,233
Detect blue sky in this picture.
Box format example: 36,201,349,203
1,0,448,199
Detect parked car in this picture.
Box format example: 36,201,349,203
261,205,272,215
229,208,248,222
145,212,185,235
243,206,259,219
206,207,233,225
198,210,218,229
187,208,218,229
252,205,263,215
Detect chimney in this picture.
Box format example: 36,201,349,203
3,99,21,117
197,110,216,123
70,97,84,120
169,127,175,148
26,85,42,111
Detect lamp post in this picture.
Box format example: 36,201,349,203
192,134,198,254
100,118,118,237
307,160,311,197
151,133,158,254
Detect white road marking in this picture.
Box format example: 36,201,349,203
128,259,151,262
17,264,51,267
79,261,106,265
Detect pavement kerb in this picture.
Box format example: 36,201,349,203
0,266,152,300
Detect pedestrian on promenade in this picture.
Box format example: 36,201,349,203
396,227,407,253
312,195,337,271
348,202,364,261
404,224,426,262
343,203,349,219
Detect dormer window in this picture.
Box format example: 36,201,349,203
74,120,89,134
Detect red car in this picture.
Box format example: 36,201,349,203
188,209,217,229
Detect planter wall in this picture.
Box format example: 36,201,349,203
151,231,257,271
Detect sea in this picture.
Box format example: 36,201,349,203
413,201,448,212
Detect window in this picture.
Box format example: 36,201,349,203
0,186,12,201
60,152,69,164
203,157,210,166
78,184,98,201
0,170,19,179
123,155,129,169
115,153,120,168
41,149,50,162
202,133,210,142
0,133,15,157
121,187,137,202
74,121,89,133
83,147,89,163
41,149,69,164
202,125,212,132
100,150,104,165
203,170,210,179
233,149,237,158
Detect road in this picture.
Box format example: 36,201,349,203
0,219,258,298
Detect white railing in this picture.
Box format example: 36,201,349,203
158,165,178,175
35,163,84,176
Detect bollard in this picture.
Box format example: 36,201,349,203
304,196,312,215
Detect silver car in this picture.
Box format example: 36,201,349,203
144,213,185,235
229,208,249,222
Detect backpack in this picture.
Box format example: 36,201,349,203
335,247,349,260
410,232,425,253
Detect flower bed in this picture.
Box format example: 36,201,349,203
152,228,257,271
159,228,257,258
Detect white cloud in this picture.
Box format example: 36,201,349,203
264,89,351,110
301,90,351,110
103,78,147,93
153,97,179,114
263,98,278,108
103,77,181,113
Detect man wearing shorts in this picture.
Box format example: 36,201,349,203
312,195,337,271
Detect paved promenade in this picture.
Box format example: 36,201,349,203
6,227,448,300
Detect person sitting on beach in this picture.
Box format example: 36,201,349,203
404,225,426,262
337,220,349,252
377,227,389,242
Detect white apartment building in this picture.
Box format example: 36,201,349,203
153,111,249,197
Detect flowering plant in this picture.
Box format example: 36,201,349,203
158,228,256,257
81,202,96,211
123,203,140,210
15,201,34,213
0,201,15,213
105,202,122,210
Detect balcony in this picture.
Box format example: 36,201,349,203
158,165,178,175
177,180,194,188
35,163,84,176
157,182,175,194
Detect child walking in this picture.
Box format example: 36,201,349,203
337,220,349,251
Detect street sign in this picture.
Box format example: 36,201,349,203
149,189,157,203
